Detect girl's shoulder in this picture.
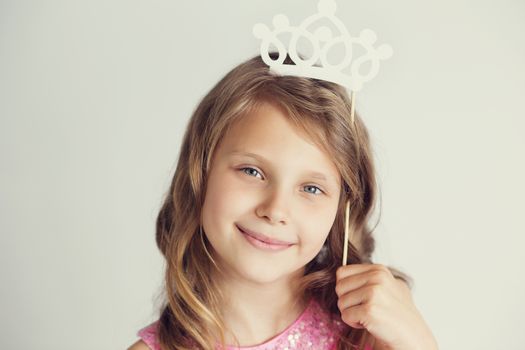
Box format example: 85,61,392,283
127,339,152,350
135,320,160,350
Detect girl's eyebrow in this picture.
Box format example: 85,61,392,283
228,150,269,163
227,150,337,186
228,150,262,157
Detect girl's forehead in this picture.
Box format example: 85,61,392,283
225,100,324,145
220,102,318,150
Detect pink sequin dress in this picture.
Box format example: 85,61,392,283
136,298,373,350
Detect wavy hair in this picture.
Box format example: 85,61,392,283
153,52,413,350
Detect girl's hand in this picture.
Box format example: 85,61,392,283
335,264,438,350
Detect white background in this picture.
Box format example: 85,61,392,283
1,1,524,349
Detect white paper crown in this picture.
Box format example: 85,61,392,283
252,0,393,92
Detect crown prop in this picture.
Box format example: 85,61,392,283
253,0,393,125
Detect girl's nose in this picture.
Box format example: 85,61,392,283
255,185,290,225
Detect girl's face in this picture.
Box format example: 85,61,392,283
201,101,341,284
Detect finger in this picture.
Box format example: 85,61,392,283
336,263,389,281
340,301,376,330
337,284,381,311
335,269,386,297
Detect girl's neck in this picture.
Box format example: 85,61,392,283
222,294,309,347
213,267,309,347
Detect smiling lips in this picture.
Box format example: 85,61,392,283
236,224,295,246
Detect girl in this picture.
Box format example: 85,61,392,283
128,53,438,350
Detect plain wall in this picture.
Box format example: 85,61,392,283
1,0,524,349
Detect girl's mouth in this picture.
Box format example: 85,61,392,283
236,225,295,251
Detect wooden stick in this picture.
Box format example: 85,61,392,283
342,199,350,266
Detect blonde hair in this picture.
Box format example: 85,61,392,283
153,53,413,350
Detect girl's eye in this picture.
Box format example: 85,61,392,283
240,167,324,196
241,167,263,179
304,185,324,195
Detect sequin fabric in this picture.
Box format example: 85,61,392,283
136,298,372,350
